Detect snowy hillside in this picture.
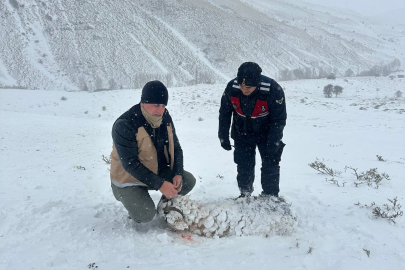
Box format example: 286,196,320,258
0,0,403,90
1,75,404,269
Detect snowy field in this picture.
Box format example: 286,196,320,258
0,76,404,269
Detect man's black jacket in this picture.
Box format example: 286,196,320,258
219,75,287,144
112,104,183,190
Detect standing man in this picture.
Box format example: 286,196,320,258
218,62,287,198
110,80,196,223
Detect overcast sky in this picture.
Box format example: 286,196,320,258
303,0,405,16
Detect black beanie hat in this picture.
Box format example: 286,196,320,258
140,80,169,105
237,62,262,87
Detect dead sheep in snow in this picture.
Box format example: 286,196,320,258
157,195,297,238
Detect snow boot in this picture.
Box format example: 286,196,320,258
234,191,252,200
258,191,278,198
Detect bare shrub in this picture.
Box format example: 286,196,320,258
325,177,346,187
372,197,403,224
309,158,342,176
363,248,370,257
345,167,390,188
61,96,67,101
376,155,385,162
88,262,98,269
102,155,111,164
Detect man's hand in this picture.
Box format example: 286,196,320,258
220,138,232,151
172,175,183,193
159,181,179,199
267,141,286,164
267,141,281,157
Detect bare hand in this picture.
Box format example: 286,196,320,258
172,175,183,193
159,181,178,199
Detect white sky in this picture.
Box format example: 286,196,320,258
303,0,405,16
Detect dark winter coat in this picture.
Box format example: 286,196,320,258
110,104,183,190
219,75,287,143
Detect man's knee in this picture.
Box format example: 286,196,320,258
112,185,156,223
234,149,256,170
181,171,196,195
128,205,156,223
234,152,255,165
262,162,280,174
125,196,156,223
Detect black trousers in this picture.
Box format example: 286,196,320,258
234,137,285,196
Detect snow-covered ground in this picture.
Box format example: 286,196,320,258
0,75,404,269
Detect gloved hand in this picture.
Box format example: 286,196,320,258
220,138,232,151
267,141,280,156
267,125,285,156
267,141,286,163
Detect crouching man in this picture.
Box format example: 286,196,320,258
110,80,196,223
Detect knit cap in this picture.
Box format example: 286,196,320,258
141,80,168,105
237,62,262,87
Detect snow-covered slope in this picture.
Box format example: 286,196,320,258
1,75,404,269
0,0,402,90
